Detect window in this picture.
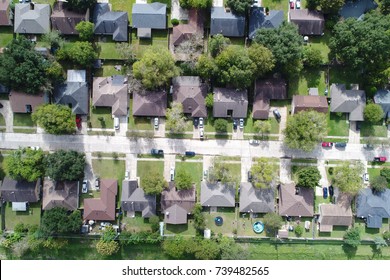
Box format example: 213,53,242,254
26,105,32,113
227,109,233,116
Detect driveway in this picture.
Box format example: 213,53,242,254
171,0,189,20
0,100,13,132
154,118,165,137
241,156,252,182
348,121,360,144
279,158,292,184
164,154,176,182
115,116,128,137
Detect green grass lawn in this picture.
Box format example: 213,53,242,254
94,64,125,77
131,30,168,58
13,113,35,127
308,31,331,63
329,67,360,86
137,160,164,179
367,168,381,180
354,218,389,240
110,0,136,22
0,26,13,48
224,163,241,184
165,218,197,236
96,39,122,59
327,112,349,137
79,190,101,208
175,161,203,200
244,115,279,134
0,113,5,126
314,195,332,213
237,213,269,237
288,69,326,97
89,107,114,129
121,212,154,233
4,202,41,230
128,101,154,130
360,121,387,137
262,0,289,20
229,37,245,46
203,207,237,236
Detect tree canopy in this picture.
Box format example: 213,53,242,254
209,34,230,58
208,158,235,184
4,148,45,182
283,111,327,152
253,120,271,139
296,167,321,188
214,119,228,133
45,150,86,181
226,0,253,15
141,171,167,195
205,93,214,108
175,168,193,190
343,227,361,248
179,0,212,8
318,0,345,14
40,208,82,236
370,176,388,193
65,0,97,12
196,54,218,80
32,104,75,135
380,168,390,183
248,44,275,77
263,212,283,233
56,41,97,67
302,47,323,68
250,158,278,189
364,103,384,123
75,21,94,41
165,102,187,133
379,0,390,15
332,161,364,194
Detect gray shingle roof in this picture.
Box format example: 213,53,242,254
239,183,274,213
200,182,235,207
289,9,324,35
249,8,284,39
121,180,156,218
0,177,41,203
356,188,390,228
213,87,248,118
210,7,245,37
93,76,128,116
94,3,128,41
278,183,314,217
330,83,366,121
340,0,378,19
132,2,167,29
14,3,50,34
132,90,167,117
374,89,390,118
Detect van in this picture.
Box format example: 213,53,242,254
185,151,196,157
114,117,120,130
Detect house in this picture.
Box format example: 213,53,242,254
132,90,167,117
93,3,128,42
213,88,248,118
121,180,156,218
248,7,284,39
83,179,118,221
253,78,287,119
374,89,390,118
0,0,12,26
289,9,324,36
291,95,328,114
53,70,88,115
42,178,79,211
239,183,274,214
161,182,196,224
200,181,235,209
14,3,50,34
51,1,90,35
210,6,245,37
172,76,207,118
93,75,128,117
172,8,204,46
278,183,314,217
340,0,378,20
318,193,353,232
132,2,167,39
0,177,41,211
330,84,366,121
356,188,390,229
9,90,47,113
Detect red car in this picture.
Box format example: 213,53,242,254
374,157,387,162
290,1,295,9
76,115,82,129
322,142,333,147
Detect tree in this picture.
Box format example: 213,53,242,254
218,237,248,260
364,103,384,123
179,0,212,9
175,168,193,190
343,227,361,248
380,168,390,183
248,44,275,78
306,0,319,10
192,204,205,233
0,37,50,94
65,0,96,12
40,208,82,236
56,41,97,67
141,172,167,195
75,21,94,41
165,102,188,133
295,225,304,237
371,176,388,193
226,0,253,15
67,210,83,233
42,30,64,49
208,158,234,184
379,0,390,15
133,47,180,90
196,55,218,80
162,235,189,259
149,216,160,232
302,47,323,68
45,60,64,82
319,0,345,14
332,161,364,194
214,118,228,133
192,239,220,260
116,43,136,65
250,158,278,189
4,148,45,182
32,104,75,135
263,212,283,233
96,240,119,256
205,93,214,108
253,120,271,139
283,111,327,152
45,150,86,181
296,167,321,188
209,34,230,58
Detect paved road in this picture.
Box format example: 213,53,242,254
0,132,388,162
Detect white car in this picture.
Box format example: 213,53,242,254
154,117,159,129
249,139,260,145
82,180,88,193
170,167,175,181
296,0,301,9
363,173,369,182
199,128,204,139
199,117,204,128
239,118,244,129
125,171,130,181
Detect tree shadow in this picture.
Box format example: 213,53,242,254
342,244,358,259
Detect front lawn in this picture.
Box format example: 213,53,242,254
137,160,164,179
224,163,241,184
89,107,114,129
128,101,154,130
367,168,381,180
244,115,279,134
97,38,122,59
288,69,326,97
327,112,349,137
203,207,237,236
4,202,41,230
13,113,35,127
360,121,387,138
175,161,203,199
0,26,13,48
0,113,5,126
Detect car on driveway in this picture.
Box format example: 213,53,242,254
199,117,204,128
374,156,387,162
296,0,301,9
273,109,281,119
154,117,159,129
95,177,100,189
248,171,252,182
290,1,294,9
249,139,260,145
328,185,334,197
200,128,204,140
233,119,238,130
323,187,328,199
363,173,369,182
76,115,82,130
322,142,333,147
125,171,130,181
82,180,88,193
193,118,199,128
239,118,244,129
363,144,374,149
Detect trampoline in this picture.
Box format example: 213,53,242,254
215,216,223,226
253,221,264,234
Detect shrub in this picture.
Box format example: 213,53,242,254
214,118,228,133
149,216,160,232
295,225,304,237
171,18,179,26
383,231,390,241
328,167,334,175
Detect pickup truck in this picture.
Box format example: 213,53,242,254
151,149,164,155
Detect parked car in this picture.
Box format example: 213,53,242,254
239,118,244,129
199,117,204,128
374,156,387,162
328,185,334,197
154,117,159,129
0,102,3,108
233,119,238,130
95,178,100,189
356,122,361,131
290,1,294,9
323,187,328,199
151,149,164,155
170,167,175,181
363,144,374,149
248,171,252,182
114,117,120,130
76,115,82,130
125,171,130,181
335,142,347,148
249,139,260,145
322,142,333,147
203,169,208,180
185,151,196,157
82,180,88,193
193,118,199,128
363,173,369,182
273,109,281,119
296,0,301,9
200,128,204,139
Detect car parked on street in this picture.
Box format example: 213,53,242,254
335,142,347,148
374,156,387,162
249,139,260,145
151,149,164,155
185,151,196,156
323,187,328,199
363,144,374,149
322,142,333,147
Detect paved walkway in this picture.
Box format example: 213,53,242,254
0,100,13,132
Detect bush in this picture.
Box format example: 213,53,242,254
149,216,160,232
171,18,179,26
294,225,304,237
14,223,29,234
214,118,228,133
328,167,334,175
383,231,390,241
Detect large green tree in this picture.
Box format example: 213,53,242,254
214,119,228,133
133,47,180,90
250,158,278,189
302,47,323,68
332,161,364,194
253,120,271,139
65,0,97,12
364,103,384,123
192,203,205,233
226,0,253,15
162,235,189,259
379,0,390,15
371,176,388,193
179,0,212,8
165,102,187,133
192,239,220,260
75,21,94,41
343,227,361,248
209,34,230,58
263,212,283,234
56,41,97,67
175,168,193,190
284,111,327,152
380,168,390,183
296,167,321,188
40,208,82,236
196,54,218,80
4,148,45,182
45,150,86,181
319,0,345,14
208,158,234,184
96,240,119,256
141,171,167,195
32,104,75,135
248,44,275,78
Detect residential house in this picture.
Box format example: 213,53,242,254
374,89,390,118
210,6,245,37
53,70,89,115
213,88,248,118
172,76,207,118
14,3,50,34
248,7,284,39
291,95,328,114
83,179,118,221
340,0,378,20
356,188,390,228
200,181,235,209
121,179,156,218
318,193,353,232
132,2,167,39
278,183,314,217
9,90,47,113
93,75,128,116
289,9,324,36
42,178,79,211
330,83,366,121
172,8,204,46
253,78,287,119
132,90,167,117
161,182,196,224
0,177,41,211
51,1,90,35
239,183,274,214
0,0,12,26
94,3,128,42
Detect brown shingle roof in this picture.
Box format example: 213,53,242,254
83,179,117,221
9,90,46,113
0,177,40,203
132,90,167,117
172,9,204,46
213,87,248,118
289,9,325,35
93,76,128,116
253,78,287,119
0,0,11,26
292,95,328,114
51,2,89,35
42,178,79,211
278,183,314,217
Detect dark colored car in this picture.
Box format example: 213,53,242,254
248,171,252,182
193,118,199,128
363,144,374,149
323,187,328,199
185,151,195,157
374,156,387,162
76,115,82,129
335,142,347,148
151,149,164,155
328,185,334,197
233,119,237,130
273,109,281,119
322,142,333,147
356,122,361,131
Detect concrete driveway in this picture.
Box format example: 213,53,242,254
0,100,13,132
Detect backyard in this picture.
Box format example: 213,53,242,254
131,30,169,58
203,207,237,236
164,218,197,236
4,202,41,230
96,38,122,60
327,112,349,137
121,212,154,233
288,69,326,97
94,63,125,77
89,107,114,129
0,26,13,48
